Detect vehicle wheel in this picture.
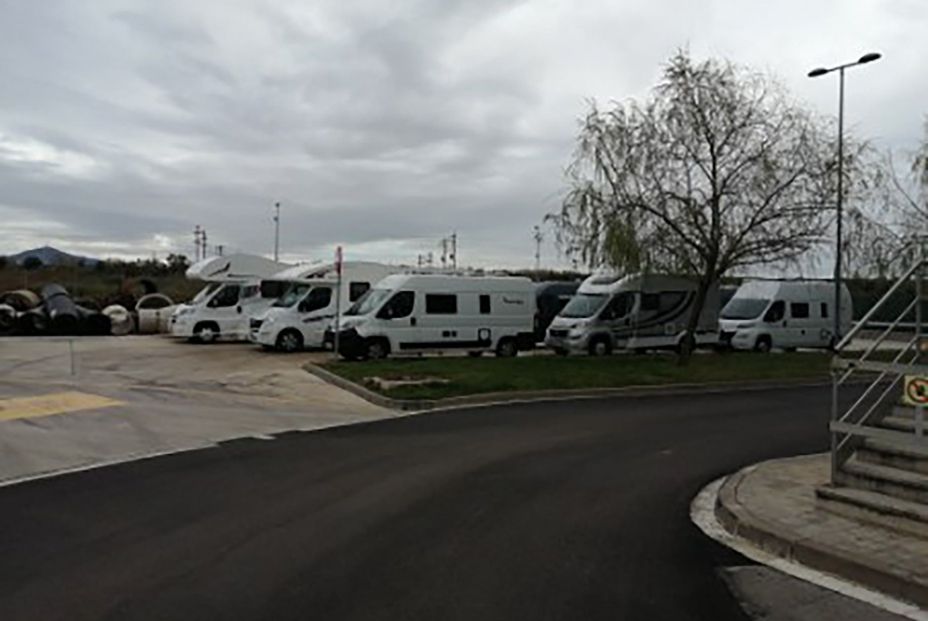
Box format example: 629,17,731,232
588,336,612,357
193,322,218,343
468,351,483,358
276,329,303,353
754,336,772,353
365,338,390,360
553,347,568,357
496,338,518,358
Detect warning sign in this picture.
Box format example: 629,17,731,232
903,375,928,407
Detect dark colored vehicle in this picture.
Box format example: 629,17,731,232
534,281,580,343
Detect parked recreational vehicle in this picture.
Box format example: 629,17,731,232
250,262,397,352
170,254,290,342
327,274,536,360
719,280,852,352
534,281,580,343
545,271,719,355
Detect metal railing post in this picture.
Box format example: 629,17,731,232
831,369,840,483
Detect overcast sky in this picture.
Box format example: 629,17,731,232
1,0,925,270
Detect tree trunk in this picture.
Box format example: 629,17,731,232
677,276,713,366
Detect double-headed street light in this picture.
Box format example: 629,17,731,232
808,52,881,345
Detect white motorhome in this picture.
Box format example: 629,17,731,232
719,280,852,352
170,254,291,342
250,262,398,352
545,271,719,355
327,274,536,360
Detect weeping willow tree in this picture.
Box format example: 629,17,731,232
554,51,838,361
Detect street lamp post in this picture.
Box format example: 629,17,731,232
273,201,281,262
808,52,881,345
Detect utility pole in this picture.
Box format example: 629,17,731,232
216,244,224,257
273,201,281,262
440,238,448,269
201,229,208,259
450,232,457,270
194,225,201,261
533,225,543,271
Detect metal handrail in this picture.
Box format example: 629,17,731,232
837,297,919,385
837,333,918,423
835,259,924,351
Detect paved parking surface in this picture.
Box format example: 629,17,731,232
0,336,391,483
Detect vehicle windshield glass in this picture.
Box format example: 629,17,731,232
191,282,221,304
721,298,769,320
273,284,312,308
345,288,392,316
560,293,608,318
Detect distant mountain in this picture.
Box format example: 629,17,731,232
8,246,101,268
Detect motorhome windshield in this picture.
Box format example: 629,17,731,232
721,298,769,320
191,282,221,304
273,284,312,308
560,293,608,318
345,288,392,316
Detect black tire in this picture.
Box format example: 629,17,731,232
588,336,612,357
495,338,518,358
365,338,390,360
193,322,219,344
553,347,568,357
276,329,304,353
754,335,772,353
467,351,484,358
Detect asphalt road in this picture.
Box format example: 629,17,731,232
0,384,838,621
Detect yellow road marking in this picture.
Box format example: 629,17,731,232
0,391,125,422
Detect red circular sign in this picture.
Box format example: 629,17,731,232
906,378,928,405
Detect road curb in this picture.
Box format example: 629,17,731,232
303,363,834,412
715,458,928,609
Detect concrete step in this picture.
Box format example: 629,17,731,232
891,404,928,419
816,484,928,540
857,439,928,475
836,459,928,504
880,416,918,432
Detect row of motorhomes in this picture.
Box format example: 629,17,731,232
169,254,852,359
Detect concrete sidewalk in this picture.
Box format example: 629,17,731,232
716,454,928,610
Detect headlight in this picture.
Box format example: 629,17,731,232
175,307,194,317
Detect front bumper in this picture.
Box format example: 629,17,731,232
545,331,588,354
170,315,194,338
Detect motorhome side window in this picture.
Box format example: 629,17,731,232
641,293,660,312
349,282,371,302
821,302,829,318
790,302,810,319
602,293,632,319
764,300,785,322
479,294,491,314
208,285,240,308
425,294,457,315
659,291,686,312
300,287,332,313
377,291,414,319
241,285,259,299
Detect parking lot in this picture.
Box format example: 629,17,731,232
0,336,391,484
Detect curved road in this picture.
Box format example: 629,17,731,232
0,384,836,620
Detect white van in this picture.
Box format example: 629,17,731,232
170,254,291,342
545,271,719,355
250,262,397,352
327,274,536,360
719,280,852,352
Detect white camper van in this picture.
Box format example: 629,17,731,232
719,280,852,352
545,271,719,355
170,254,291,343
327,274,536,360
250,262,397,352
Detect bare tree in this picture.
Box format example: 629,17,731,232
554,51,839,361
